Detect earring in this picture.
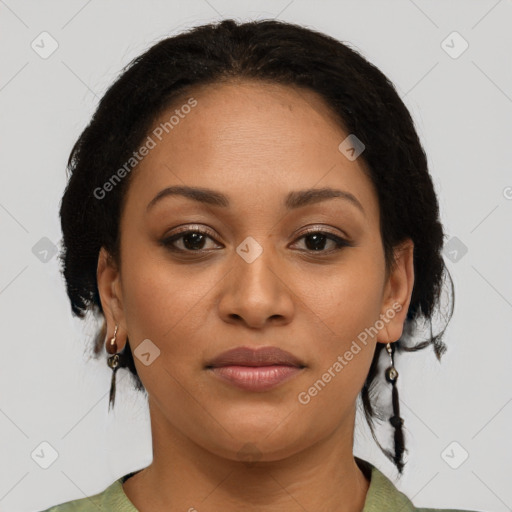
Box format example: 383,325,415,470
385,342,405,473
106,325,125,411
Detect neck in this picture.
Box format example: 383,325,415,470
123,400,370,512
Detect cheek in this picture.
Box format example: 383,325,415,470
293,250,384,395
119,253,205,398
298,254,384,342
118,239,173,336
294,272,380,423
119,244,215,355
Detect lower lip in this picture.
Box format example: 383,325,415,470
208,365,303,392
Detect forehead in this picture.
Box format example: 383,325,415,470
124,80,379,224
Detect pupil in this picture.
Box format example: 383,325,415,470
306,234,326,251
183,233,205,250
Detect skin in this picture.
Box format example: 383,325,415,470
97,79,414,512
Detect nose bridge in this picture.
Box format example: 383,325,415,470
219,234,294,326
233,234,277,294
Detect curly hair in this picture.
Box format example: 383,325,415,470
59,18,454,475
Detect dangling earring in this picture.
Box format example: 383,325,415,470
385,342,405,473
106,325,124,411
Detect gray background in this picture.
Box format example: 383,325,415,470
1,1,511,511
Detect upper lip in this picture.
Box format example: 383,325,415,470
206,346,305,368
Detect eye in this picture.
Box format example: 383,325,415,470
161,227,222,253
160,226,353,255
291,228,352,253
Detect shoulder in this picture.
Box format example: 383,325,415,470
40,476,136,511
356,457,483,512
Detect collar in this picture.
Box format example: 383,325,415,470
112,457,416,512
355,456,415,511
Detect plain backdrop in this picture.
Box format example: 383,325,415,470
1,1,511,511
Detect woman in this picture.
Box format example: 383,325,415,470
43,18,480,512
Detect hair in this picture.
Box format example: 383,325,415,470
59,18,454,476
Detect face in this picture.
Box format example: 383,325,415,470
98,79,414,462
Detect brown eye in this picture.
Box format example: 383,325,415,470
293,230,352,253
161,229,221,253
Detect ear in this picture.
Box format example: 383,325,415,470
97,247,127,351
377,238,415,344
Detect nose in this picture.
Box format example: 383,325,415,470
218,239,295,329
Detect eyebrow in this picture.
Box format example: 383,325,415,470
146,185,365,216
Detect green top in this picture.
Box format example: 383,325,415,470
41,457,479,512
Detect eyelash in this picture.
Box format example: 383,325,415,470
160,226,352,255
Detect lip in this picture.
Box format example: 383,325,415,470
205,346,306,392
209,365,304,392
205,346,305,368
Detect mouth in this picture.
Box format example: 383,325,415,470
205,346,306,392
